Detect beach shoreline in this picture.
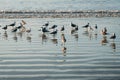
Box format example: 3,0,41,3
0,10,120,18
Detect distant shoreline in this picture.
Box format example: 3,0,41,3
0,10,120,18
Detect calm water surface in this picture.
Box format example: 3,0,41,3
0,17,120,80
0,0,120,11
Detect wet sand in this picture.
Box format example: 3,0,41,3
0,17,120,80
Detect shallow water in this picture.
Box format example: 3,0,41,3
0,17,120,80
0,0,120,11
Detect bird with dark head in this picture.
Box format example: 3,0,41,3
103,27,107,33
95,24,98,29
2,25,8,31
8,22,16,27
82,23,89,28
110,33,116,40
17,23,23,30
71,22,77,27
11,27,18,32
49,25,57,29
50,29,58,34
71,26,78,34
101,27,108,36
40,27,49,33
43,21,49,27
61,25,65,32
75,26,78,31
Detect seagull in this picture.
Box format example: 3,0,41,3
101,29,107,35
43,21,49,27
40,27,49,33
8,22,16,27
49,25,57,29
95,24,98,29
26,28,31,33
17,23,23,30
2,25,8,31
82,23,89,28
103,27,107,33
87,26,93,32
94,24,98,35
50,29,58,34
101,27,108,36
21,20,26,25
11,27,18,32
71,22,77,27
61,25,65,32
71,26,78,34
75,26,78,31
110,33,116,40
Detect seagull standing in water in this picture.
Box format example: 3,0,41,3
50,29,58,34
40,27,49,33
2,25,8,31
94,24,98,35
82,23,90,32
82,23,89,28
17,23,23,31
110,33,116,41
43,21,49,27
61,25,65,32
8,22,16,27
101,27,108,36
49,25,57,29
71,25,78,34
71,22,77,28
26,28,31,33
21,20,27,25
11,27,18,32
95,24,98,30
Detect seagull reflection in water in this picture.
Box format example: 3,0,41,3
17,32,24,39
101,36,108,45
82,31,89,36
61,33,66,46
82,30,93,40
13,33,18,42
61,33,67,56
72,33,79,41
3,31,8,40
51,38,58,46
40,33,48,44
26,36,32,43
62,46,67,56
